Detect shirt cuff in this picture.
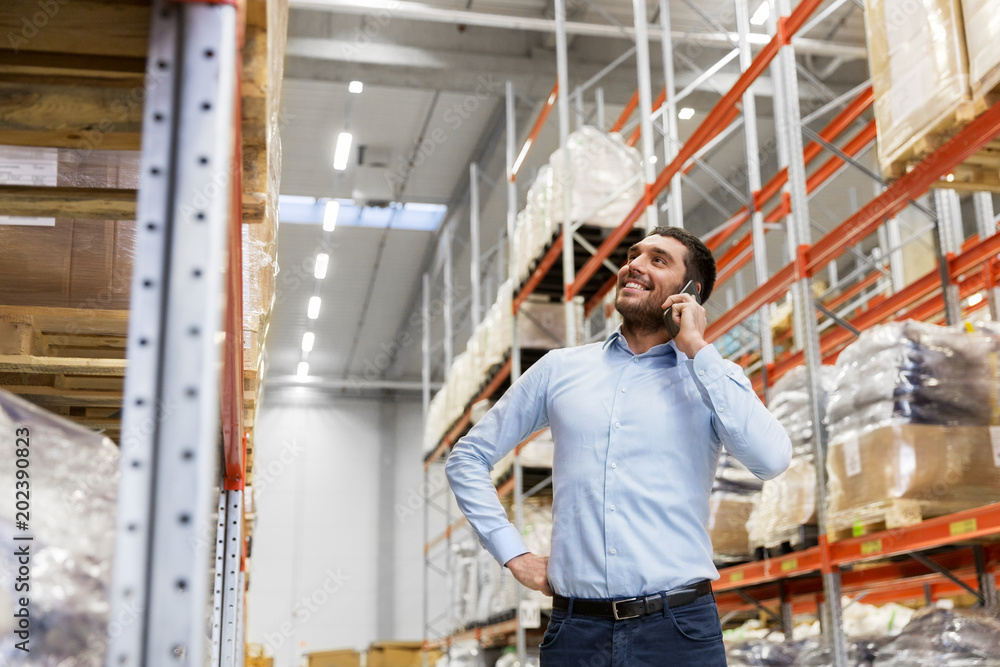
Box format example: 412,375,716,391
485,523,531,567
690,344,730,385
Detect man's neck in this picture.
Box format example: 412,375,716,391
620,322,671,356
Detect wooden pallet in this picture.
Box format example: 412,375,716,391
827,499,986,543
0,305,127,440
752,524,819,561
883,93,1000,192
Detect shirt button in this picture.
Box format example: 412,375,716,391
698,370,705,376
621,387,627,393
610,548,617,555
611,462,617,469
633,358,639,363
614,422,621,429
719,407,725,413
610,504,616,511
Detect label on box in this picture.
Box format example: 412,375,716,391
990,426,1000,467
0,145,58,226
844,436,861,477
729,571,744,583
519,600,540,629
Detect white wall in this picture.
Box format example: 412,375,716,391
246,392,426,666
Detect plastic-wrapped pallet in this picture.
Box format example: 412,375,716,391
747,366,836,551
960,0,1000,98
548,127,644,229
863,0,971,176
450,536,480,633
0,390,119,667
873,607,1000,665
520,499,553,611
709,454,760,561
825,322,1000,537
519,299,565,350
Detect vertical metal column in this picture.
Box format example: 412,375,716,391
884,216,906,292
210,492,227,667
470,163,482,328
932,189,963,325
658,0,683,228
107,1,236,664
421,273,431,664
575,91,586,130
596,87,606,130
555,0,578,348
632,0,659,231
735,0,774,378
973,192,1000,319
219,489,244,666
443,225,455,368
772,0,846,662
505,80,527,663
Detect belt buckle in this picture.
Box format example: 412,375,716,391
612,597,641,620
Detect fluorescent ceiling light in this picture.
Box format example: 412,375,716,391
967,293,984,306
678,107,695,120
750,2,770,25
307,296,321,320
511,139,532,177
297,361,309,377
333,132,353,171
323,200,339,231
348,80,363,94
314,253,330,279
301,331,315,352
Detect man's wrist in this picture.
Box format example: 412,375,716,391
677,337,709,358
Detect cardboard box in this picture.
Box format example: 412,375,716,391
707,494,753,558
827,424,1000,535
863,0,971,174
307,649,361,667
960,0,1000,97
367,642,426,667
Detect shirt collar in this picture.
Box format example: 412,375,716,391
602,326,685,361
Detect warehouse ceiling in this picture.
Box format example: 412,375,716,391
265,0,873,392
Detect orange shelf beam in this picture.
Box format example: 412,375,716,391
511,82,559,182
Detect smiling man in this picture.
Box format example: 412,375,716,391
447,226,791,666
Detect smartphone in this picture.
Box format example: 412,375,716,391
663,280,702,338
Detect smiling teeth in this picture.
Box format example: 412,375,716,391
625,282,648,290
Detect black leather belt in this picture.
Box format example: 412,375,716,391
553,580,713,620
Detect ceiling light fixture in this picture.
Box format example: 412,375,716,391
307,296,321,320
750,2,770,25
678,107,695,120
348,80,363,94
314,253,330,279
323,200,339,232
302,331,315,352
967,293,984,307
297,361,309,377
333,132,353,171
511,139,532,177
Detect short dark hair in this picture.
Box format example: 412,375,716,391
645,226,717,303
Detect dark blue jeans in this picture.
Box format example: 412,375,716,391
539,593,727,666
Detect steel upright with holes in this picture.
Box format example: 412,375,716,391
106,0,238,664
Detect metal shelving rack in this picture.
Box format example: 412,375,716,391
421,0,1000,664
104,1,255,665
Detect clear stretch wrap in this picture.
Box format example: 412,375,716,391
960,0,1000,97
548,127,644,229
825,322,1000,536
746,366,836,550
706,492,754,561
873,607,1000,665
862,0,970,175
519,499,553,611
242,214,278,374
0,390,119,667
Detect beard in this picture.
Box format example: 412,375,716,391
615,281,675,336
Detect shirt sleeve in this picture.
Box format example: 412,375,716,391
687,344,792,480
446,353,552,566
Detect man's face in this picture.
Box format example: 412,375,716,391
614,235,690,332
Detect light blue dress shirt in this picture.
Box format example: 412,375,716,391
446,330,792,599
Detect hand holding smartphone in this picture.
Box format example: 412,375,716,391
663,280,702,338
